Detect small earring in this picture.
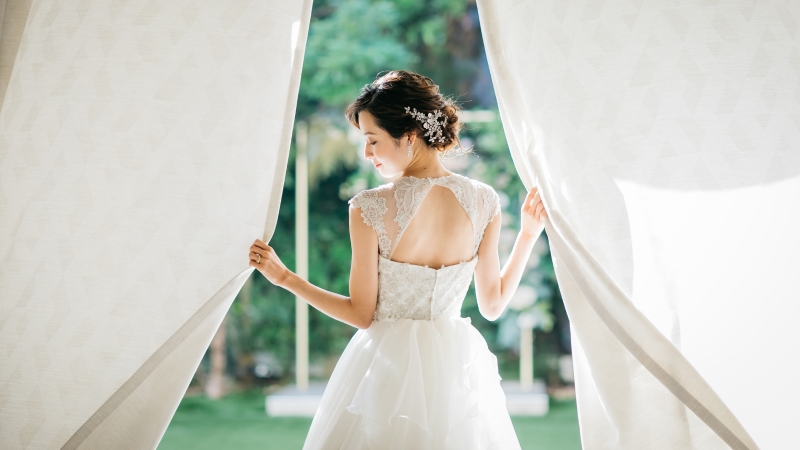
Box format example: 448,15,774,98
407,140,412,158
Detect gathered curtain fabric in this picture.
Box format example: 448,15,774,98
0,0,311,448
477,1,800,449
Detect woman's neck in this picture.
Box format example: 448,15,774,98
401,149,452,179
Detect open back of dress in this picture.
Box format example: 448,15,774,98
347,173,501,321
352,173,500,267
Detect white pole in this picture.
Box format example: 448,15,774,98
520,326,533,392
295,121,309,392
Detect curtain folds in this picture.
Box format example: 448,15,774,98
0,0,311,448
477,1,800,449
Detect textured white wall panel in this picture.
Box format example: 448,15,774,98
0,0,311,448
478,0,800,449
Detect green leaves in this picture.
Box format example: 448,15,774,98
299,0,473,112
301,0,416,107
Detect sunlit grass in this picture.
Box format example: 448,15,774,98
159,389,581,449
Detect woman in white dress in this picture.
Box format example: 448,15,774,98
249,70,547,449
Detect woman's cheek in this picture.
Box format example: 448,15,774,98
384,146,400,163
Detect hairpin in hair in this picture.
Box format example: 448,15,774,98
405,106,447,144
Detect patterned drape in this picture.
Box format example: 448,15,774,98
477,1,800,449
0,0,311,448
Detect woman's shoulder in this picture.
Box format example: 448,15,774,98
456,175,501,216
452,173,499,197
348,174,499,207
468,176,496,192
347,182,393,209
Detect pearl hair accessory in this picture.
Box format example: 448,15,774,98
405,106,447,144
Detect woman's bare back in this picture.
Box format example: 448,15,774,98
389,184,475,267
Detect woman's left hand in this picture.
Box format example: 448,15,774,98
249,239,291,287
520,186,547,236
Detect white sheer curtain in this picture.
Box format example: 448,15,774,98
477,1,799,449
0,0,311,448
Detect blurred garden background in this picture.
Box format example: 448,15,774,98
160,0,580,448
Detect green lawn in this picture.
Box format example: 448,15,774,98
159,390,581,449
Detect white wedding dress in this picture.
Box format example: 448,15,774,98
302,173,522,450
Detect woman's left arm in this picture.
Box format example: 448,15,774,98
249,204,379,330
473,187,547,321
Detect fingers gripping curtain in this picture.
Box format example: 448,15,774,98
0,0,311,448
477,1,800,449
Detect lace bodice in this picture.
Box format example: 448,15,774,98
348,173,501,322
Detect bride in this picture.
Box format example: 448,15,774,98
249,70,547,449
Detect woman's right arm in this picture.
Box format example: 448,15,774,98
252,204,378,330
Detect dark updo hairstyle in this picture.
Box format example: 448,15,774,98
345,70,466,156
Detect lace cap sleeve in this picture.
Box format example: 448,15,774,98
348,189,391,258
484,185,501,221
347,189,370,211
473,183,502,255
348,189,384,223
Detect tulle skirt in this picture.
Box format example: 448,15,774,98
301,316,522,450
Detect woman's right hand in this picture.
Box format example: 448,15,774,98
520,187,547,237
250,239,291,287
